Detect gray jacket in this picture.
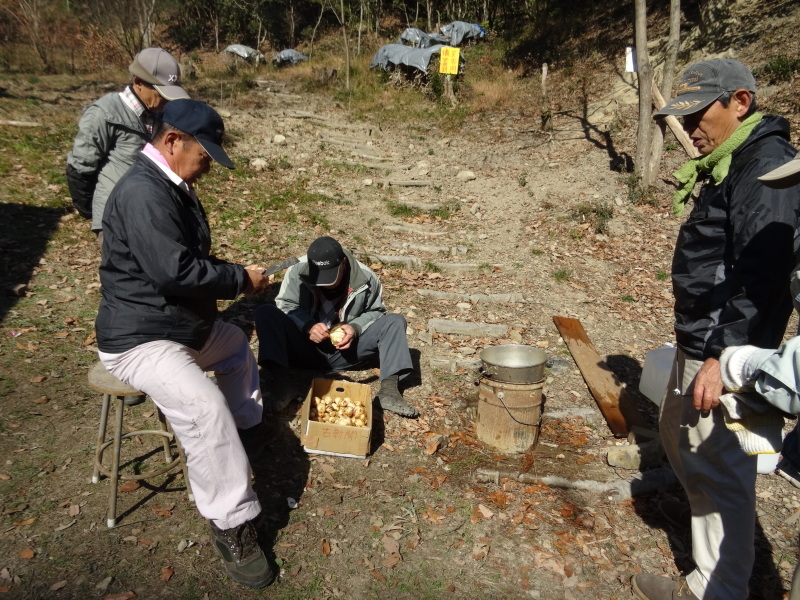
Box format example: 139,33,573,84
66,90,150,230
276,249,386,336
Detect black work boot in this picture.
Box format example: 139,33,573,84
123,394,146,407
210,519,276,589
377,375,419,418
237,422,268,464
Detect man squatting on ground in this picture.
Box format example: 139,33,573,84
718,153,800,600
66,47,188,242
255,236,419,418
95,99,276,588
631,59,800,600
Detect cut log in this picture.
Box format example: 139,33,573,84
552,316,649,438
652,87,700,159
0,120,41,127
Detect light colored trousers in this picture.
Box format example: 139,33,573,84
99,320,263,530
660,349,757,600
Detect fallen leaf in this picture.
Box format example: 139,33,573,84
151,506,173,517
424,438,442,455
55,519,76,531
54,332,69,338
13,517,36,526
290,565,302,577
370,570,386,581
160,567,174,582
575,454,595,465
321,539,331,555
478,504,494,519
447,583,456,592
68,504,80,517
0,586,11,593
50,581,67,591
29,376,46,383
0,473,10,481
103,593,136,600
19,548,34,559
382,552,401,568
118,481,140,493
381,535,400,554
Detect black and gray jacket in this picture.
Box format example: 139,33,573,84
66,89,151,229
673,115,800,360
96,155,246,353
276,248,386,337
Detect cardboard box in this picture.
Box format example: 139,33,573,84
300,379,373,458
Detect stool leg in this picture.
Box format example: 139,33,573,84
174,434,194,502
156,408,172,463
107,394,124,528
93,393,111,484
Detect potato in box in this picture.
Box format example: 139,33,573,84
300,379,373,458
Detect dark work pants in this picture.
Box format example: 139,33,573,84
255,305,412,381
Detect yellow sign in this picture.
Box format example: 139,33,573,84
439,47,460,75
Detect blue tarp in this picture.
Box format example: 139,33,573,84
273,49,308,66
225,44,264,61
369,43,446,73
439,21,485,46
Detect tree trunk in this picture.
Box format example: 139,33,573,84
634,0,654,187
340,0,350,91
357,0,363,57
308,0,327,61
648,0,681,178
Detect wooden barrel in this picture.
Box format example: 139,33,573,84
476,377,544,454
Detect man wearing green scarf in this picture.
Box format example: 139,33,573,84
632,59,800,600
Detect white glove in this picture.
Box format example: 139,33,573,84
719,345,761,391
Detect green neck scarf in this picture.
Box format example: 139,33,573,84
672,112,763,216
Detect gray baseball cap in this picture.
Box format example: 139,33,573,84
655,58,756,117
129,48,189,101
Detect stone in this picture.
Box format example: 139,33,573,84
457,170,476,182
362,178,373,186
273,134,286,144
607,439,663,470
250,158,268,172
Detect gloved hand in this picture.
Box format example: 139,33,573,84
719,345,761,391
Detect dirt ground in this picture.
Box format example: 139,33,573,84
2,21,800,600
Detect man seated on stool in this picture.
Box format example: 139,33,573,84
95,99,274,589
255,236,419,418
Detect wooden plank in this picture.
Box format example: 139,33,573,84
552,316,649,438
652,87,700,159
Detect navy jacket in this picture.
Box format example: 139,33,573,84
96,155,246,353
672,115,800,360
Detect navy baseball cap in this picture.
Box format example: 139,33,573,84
655,58,756,117
161,99,234,169
301,237,345,286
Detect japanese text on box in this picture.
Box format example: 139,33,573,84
439,47,460,75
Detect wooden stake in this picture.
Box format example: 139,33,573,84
552,316,649,438
652,87,700,159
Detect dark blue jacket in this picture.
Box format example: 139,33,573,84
96,155,246,352
672,115,800,360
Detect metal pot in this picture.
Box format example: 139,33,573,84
479,345,548,384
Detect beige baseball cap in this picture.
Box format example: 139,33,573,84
129,48,189,101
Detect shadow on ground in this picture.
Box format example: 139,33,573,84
0,203,67,324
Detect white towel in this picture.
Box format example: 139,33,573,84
718,393,784,456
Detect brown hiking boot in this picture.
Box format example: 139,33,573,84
210,519,276,588
632,573,699,599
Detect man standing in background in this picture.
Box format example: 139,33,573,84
66,47,188,241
